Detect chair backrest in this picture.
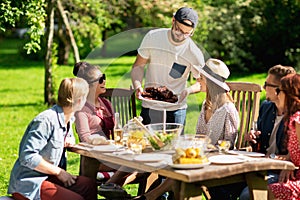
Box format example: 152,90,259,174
100,86,137,127
227,82,262,149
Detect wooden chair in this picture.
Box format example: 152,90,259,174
227,82,262,149
100,86,137,127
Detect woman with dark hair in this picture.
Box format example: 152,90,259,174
74,62,119,180
268,74,300,199
74,62,113,142
74,62,147,199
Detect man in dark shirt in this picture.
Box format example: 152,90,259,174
240,64,296,200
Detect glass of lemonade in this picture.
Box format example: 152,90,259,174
217,140,231,153
113,113,123,146
126,121,147,152
114,128,123,146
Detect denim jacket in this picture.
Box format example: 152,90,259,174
8,105,69,200
257,100,287,155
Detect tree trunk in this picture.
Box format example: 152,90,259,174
101,30,107,57
57,0,80,63
44,0,56,105
57,16,70,65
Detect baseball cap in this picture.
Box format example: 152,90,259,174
174,7,198,28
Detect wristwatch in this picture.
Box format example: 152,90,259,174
269,153,276,159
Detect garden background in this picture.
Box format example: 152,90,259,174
0,0,299,197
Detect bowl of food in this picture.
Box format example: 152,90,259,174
145,123,183,150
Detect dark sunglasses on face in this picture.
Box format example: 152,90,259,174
98,74,106,84
89,74,106,84
263,81,279,88
275,87,283,95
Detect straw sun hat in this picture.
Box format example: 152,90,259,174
198,58,230,91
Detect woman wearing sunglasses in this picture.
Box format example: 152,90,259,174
268,74,300,199
73,62,146,199
74,62,111,141
73,62,115,178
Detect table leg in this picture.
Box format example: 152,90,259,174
245,171,267,200
179,182,186,200
179,182,207,200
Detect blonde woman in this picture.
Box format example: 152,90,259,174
196,58,239,148
8,78,97,200
133,59,240,200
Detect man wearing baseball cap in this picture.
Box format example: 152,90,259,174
131,7,205,126
174,7,198,29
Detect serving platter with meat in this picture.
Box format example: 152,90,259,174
141,86,178,104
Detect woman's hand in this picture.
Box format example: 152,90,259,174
278,170,295,183
57,169,78,187
64,136,75,147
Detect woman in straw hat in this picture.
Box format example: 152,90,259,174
196,58,245,199
132,59,241,200
196,58,239,148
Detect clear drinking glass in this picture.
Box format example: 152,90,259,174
217,140,231,153
251,121,260,151
113,113,123,146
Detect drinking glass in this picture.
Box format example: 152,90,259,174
125,121,147,150
129,143,143,154
217,140,230,153
251,121,260,151
114,128,123,146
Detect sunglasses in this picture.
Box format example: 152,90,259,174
173,21,194,38
263,81,279,88
89,74,106,84
275,87,283,95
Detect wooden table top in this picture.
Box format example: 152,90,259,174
70,143,295,183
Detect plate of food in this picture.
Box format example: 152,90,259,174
86,134,110,145
170,148,210,169
140,86,178,105
208,155,247,164
227,150,265,157
205,144,218,152
140,96,178,105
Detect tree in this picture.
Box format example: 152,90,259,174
0,0,124,104
240,0,300,71
0,0,83,104
198,0,300,72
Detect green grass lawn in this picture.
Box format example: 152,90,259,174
0,38,267,197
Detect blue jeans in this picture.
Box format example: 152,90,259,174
140,107,186,125
239,171,279,200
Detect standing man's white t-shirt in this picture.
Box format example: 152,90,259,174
138,28,205,111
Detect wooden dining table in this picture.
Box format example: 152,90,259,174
70,143,295,200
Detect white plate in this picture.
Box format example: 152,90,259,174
208,155,247,164
170,162,210,169
92,144,118,152
227,150,265,157
139,96,178,106
133,153,171,162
